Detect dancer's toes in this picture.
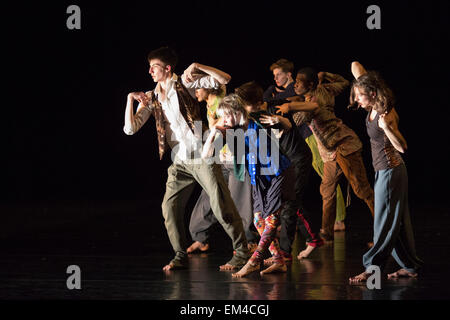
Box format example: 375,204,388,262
232,262,260,278
219,263,237,271
260,263,287,275
387,269,417,279
187,241,209,253
297,245,315,260
349,272,370,283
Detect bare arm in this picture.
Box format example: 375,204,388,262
275,101,319,115
351,61,368,79
123,91,153,135
378,108,407,153
183,62,231,85
320,72,349,96
259,114,292,130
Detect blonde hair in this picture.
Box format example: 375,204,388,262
216,93,248,126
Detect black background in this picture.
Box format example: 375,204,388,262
3,0,449,217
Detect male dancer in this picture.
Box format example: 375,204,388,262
276,68,375,241
123,47,249,271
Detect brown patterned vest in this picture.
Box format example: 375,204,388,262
150,77,207,160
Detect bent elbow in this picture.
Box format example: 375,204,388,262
221,75,232,85
123,126,135,135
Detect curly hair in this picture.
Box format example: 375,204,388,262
350,71,395,114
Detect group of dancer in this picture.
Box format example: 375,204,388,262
123,47,423,282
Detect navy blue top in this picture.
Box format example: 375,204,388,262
263,82,296,102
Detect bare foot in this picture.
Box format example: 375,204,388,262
297,245,315,260
388,269,418,279
264,257,275,266
219,263,238,271
163,263,175,272
260,263,287,275
163,260,187,271
334,220,345,231
232,262,260,278
349,271,370,283
187,241,209,253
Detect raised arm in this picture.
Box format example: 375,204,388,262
320,72,349,96
123,91,153,135
351,61,368,79
183,62,231,85
378,108,408,153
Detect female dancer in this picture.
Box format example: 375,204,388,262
349,62,423,282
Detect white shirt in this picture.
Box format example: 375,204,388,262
124,73,220,163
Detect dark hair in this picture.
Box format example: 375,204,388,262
350,71,395,114
234,81,264,107
270,59,294,74
297,67,318,90
147,46,178,71
203,84,226,97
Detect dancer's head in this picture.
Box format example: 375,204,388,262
147,47,178,83
294,67,318,95
235,81,264,113
350,71,395,113
216,93,248,128
195,86,225,102
270,59,294,88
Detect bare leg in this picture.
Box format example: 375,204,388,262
388,269,417,279
232,261,260,278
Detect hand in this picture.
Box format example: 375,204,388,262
259,114,280,126
378,113,389,130
183,62,199,83
128,92,150,106
275,103,290,115
318,72,325,85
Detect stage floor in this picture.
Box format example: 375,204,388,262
1,202,449,300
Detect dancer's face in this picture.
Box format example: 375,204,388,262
195,88,208,102
148,59,171,83
222,112,241,128
294,73,310,95
273,68,291,88
353,86,374,110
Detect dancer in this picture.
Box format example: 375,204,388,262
187,69,257,254
263,58,296,101
348,62,423,282
264,60,347,261
236,81,323,260
276,67,375,242
202,93,292,277
123,47,249,271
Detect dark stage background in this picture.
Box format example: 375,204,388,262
3,1,449,250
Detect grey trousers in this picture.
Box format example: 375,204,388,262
363,164,423,273
189,162,257,243
161,160,249,265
